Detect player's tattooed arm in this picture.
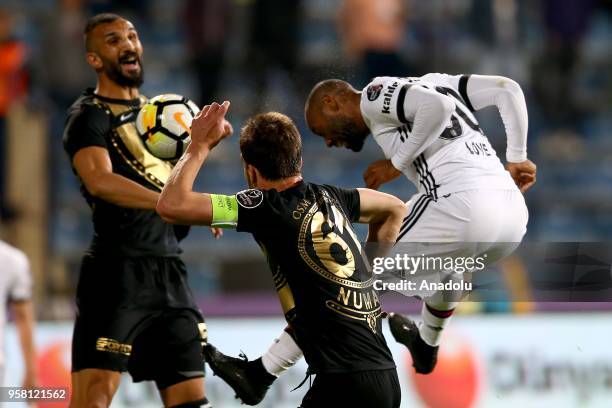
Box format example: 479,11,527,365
73,146,160,209
157,102,232,226
357,188,407,244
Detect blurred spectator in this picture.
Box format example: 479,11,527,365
38,0,93,112
248,0,302,113
37,0,93,251
531,0,596,130
183,0,232,106
338,0,408,85
0,8,28,221
0,240,36,389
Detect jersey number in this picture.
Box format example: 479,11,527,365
435,86,482,140
310,205,361,279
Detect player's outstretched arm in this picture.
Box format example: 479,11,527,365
357,188,407,243
73,146,161,209
460,74,536,191
157,102,231,225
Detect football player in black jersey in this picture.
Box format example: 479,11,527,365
157,103,407,407
63,14,224,408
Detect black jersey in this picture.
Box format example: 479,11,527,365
235,182,395,374
63,89,186,257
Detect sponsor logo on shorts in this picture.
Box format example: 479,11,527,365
96,337,132,356
236,189,264,209
366,84,383,101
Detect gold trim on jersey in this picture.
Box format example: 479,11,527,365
325,300,381,333
95,97,173,191
298,191,372,289
273,265,296,314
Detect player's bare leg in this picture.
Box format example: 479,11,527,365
70,369,121,408
159,377,210,408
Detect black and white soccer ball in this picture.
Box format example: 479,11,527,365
136,94,200,161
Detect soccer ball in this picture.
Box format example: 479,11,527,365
136,94,200,161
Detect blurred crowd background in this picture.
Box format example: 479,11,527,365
0,0,611,320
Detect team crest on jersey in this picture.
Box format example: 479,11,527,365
236,189,264,209
366,84,383,101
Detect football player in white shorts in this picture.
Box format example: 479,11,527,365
304,73,535,373
0,240,36,389
202,74,537,405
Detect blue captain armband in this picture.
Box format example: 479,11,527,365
210,194,239,229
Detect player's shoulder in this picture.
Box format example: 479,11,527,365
66,89,111,123
362,76,404,101
419,72,467,89
236,188,267,210
0,241,29,275
361,77,401,118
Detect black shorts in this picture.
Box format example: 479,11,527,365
71,255,207,390
300,368,401,408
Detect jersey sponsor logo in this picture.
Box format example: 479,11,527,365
366,84,383,101
381,81,400,114
236,189,264,209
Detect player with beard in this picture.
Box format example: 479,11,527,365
202,74,534,404
63,14,223,407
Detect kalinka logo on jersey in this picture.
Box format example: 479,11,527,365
366,84,383,101
381,81,400,114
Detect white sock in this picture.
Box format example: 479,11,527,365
419,301,456,347
261,330,303,377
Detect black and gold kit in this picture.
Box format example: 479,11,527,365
234,182,397,371
63,89,205,389
232,182,400,406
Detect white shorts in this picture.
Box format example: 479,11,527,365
384,189,528,299
399,188,527,255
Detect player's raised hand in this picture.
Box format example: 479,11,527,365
364,159,401,190
506,159,537,192
190,101,231,149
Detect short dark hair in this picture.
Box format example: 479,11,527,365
240,112,302,180
84,13,122,51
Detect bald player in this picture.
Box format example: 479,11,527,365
63,14,219,407
304,74,534,369
202,74,534,404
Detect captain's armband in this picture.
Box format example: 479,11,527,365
210,194,238,228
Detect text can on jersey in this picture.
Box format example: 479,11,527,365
136,94,200,161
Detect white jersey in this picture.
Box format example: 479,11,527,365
0,241,32,367
360,73,528,198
